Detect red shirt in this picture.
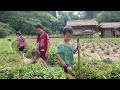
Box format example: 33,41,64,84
17,36,25,48
36,32,49,53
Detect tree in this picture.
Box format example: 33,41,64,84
67,11,81,20
0,11,59,35
56,11,85,34
47,11,57,17
93,11,101,18
96,11,120,23
82,11,94,19
57,11,69,25
0,22,14,38
82,11,101,19
57,11,82,25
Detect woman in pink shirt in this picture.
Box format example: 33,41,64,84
16,31,26,59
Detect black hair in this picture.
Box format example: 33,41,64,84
16,33,21,36
32,49,40,59
35,24,44,38
35,24,44,30
16,31,22,36
63,25,74,35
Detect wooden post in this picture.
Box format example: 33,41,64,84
77,38,81,79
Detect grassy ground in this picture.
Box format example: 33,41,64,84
0,36,71,79
1,35,120,79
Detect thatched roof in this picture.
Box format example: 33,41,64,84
66,19,98,26
99,22,120,29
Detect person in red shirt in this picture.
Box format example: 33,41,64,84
16,31,26,59
35,24,49,62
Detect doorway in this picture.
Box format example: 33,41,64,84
112,30,115,37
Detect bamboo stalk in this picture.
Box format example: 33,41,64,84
77,38,81,79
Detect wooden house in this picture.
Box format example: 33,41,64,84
66,19,98,36
99,22,120,38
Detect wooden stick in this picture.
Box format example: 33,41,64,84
77,38,81,79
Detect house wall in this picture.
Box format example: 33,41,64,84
72,26,97,35
104,29,112,37
101,29,120,38
73,29,83,35
115,30,120,36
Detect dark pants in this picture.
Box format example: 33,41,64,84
19,46,24,51
63,64,69,73
40,51,48,61
63,64,75,76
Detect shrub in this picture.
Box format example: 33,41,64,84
93,33,101,39
48,47,59,66
0,22,14,38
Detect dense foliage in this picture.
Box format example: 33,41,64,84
0,11,59,36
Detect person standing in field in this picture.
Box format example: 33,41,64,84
55,25,79,76
35,24,50,63
16,31,26,59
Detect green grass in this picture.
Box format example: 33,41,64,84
0,36,71,79
1,35,120,79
